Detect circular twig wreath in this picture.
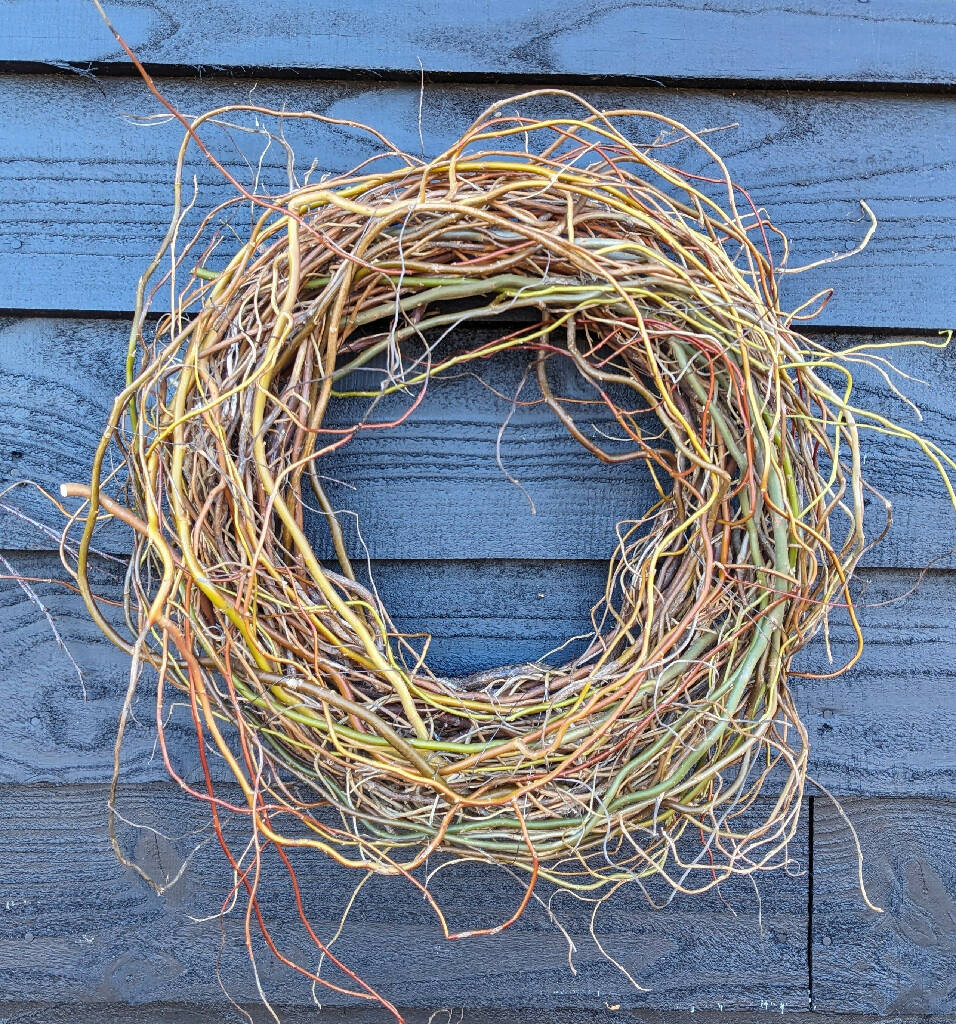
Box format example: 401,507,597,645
57,88,953,1010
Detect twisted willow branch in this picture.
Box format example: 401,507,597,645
58,90,954,1012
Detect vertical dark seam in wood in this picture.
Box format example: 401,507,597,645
808,795,815,1011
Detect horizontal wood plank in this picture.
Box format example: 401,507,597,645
3,1007,952,1024
0,76,954,327
0,783,808,1010
811,798,956,1015
793,570,956,800
2,317,954,569
1,552,953,798
2,1,954,87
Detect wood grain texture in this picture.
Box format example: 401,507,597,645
811,798,956,1015
0,783,809,1010
4,1008,953,1024
3,317,955,569
2,0,954,86
793,570,956,800
2,552,953,798
1,76,954,327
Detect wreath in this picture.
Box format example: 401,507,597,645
58,88,951,1014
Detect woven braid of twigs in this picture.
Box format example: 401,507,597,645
60,92,952,982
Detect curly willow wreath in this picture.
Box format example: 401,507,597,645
57,89,953,1010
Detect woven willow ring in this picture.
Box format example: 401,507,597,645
62,91,948,997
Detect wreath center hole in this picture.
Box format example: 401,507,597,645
307,331,669,678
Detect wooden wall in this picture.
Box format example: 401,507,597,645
0,2,954,1022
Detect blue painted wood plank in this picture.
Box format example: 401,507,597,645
2,317,954,569
812,798,956,1015
0,782,808,1009
2,0,954,86
2,551,954,798
0,1009,947,1024
0,76,954,327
